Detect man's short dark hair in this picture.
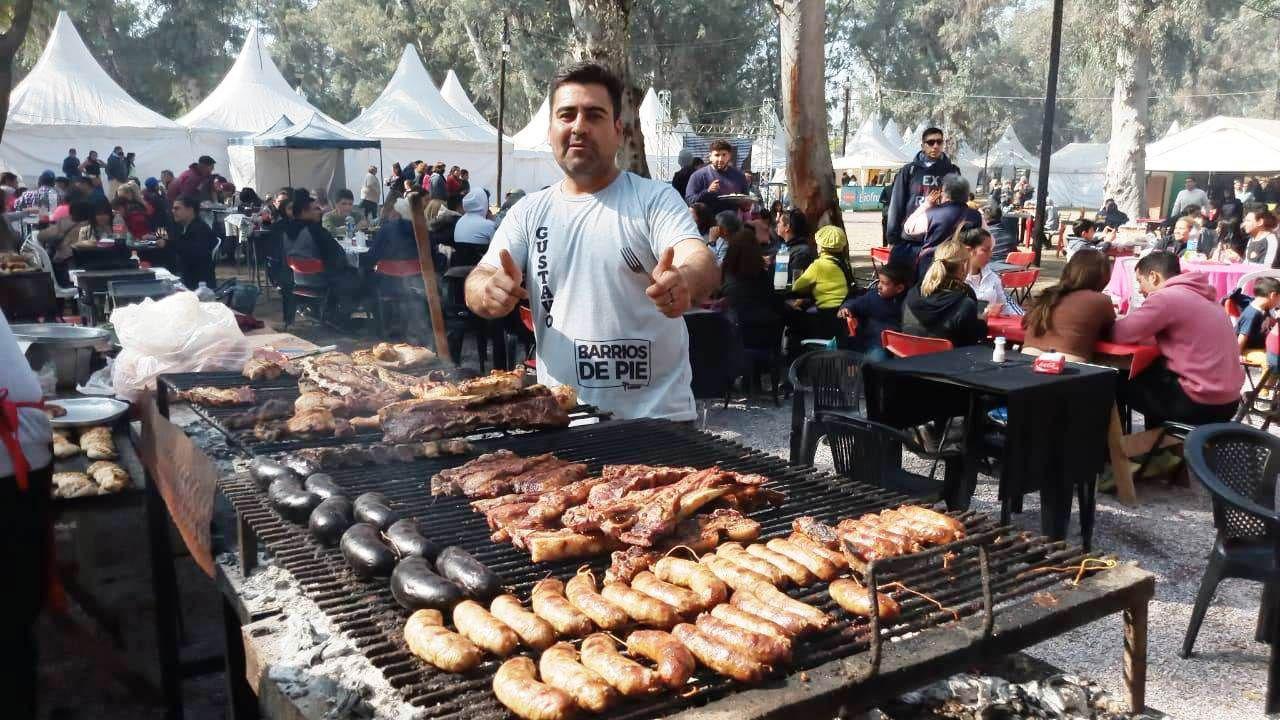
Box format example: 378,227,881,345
1073,218,1095,236
878,262,912,287
174,194,201,212
1182,204,1202,217
336,189,354,202
197,155,216,167
922,126,944,140
783,208,809,237
68,148,76,154
943,175,969,203
1135,250,1181,279
551,62,623,119
709,139,734,155
292,189,314,214
714,209,743,234
982,205,1001,224
1255,277,1280,297
446,194,464,212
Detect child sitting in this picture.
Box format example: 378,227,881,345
1236,276,1280,367
837,261,910,361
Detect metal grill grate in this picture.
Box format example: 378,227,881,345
220,418,1103,719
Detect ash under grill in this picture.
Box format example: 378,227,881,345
219,418,1108,720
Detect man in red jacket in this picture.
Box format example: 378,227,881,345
167,156,217,202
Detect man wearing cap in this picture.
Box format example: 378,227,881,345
168,156,217,202
14,172,60,211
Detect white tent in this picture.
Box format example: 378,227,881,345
512,97,551,152
674,112,696,137
0,12,192,183
1030,142,1108,209
228,114,380,203
831,118,909,184
1146,116,1280,173
440,69,503,139
179,28,343,174
750,110,788,180
1162,120,1182,139
983,126,1038,178
882,119,902,144
639,88,688,179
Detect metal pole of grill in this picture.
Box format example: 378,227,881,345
1032,0,1066,267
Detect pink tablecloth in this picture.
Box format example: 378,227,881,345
1104,256,1269,307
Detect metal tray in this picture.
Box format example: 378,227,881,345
49,397,130,427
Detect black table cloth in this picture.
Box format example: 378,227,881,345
863,346,1117,545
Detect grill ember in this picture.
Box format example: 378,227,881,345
214,419,1129,720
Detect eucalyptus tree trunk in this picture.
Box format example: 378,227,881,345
0,0,35,142
1104,0,1151,219
568,0,650,177
773,0,842,230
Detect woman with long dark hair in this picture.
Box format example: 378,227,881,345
1021,249,1115,361
720,229,781,349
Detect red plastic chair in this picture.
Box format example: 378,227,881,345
1000,268,1040,304
285,256,329,328
518,305,536,370
881,330,954,358
870,246,891,274
844,315,858,337
1005,251,1035,267
374,259,420,278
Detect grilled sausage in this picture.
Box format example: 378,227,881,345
828,578,901,622
579,633,660,697
699,555,774,593
353,492,399,530
744,543,816,586
694,614,791,665
384,519,441,561
493,656,577,720
600,582,680,629
303,473,342,499
340,523,397,579
490,594,556,651
652,556,727,608
766,538,839,581
787,532,848,569
716,543,786,586
839,528,898,563
630,571,702,616
671,623,767,683
539,642,617,712
531,579,594,637
391,557,464,611
309,496,354,547
746,583,833,630
897,505,966,539
436,546,501,601
728,591,809,636
452,600,519,656
709,603,791,641
403,609,483,673
625,630,694,689
565,573,629,631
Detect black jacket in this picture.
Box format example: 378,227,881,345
720,270,782,349
884,151,962,245
784,238,816,284
923,203,983,253
902,284,987,347
62,155,81,177
106,153,128,182
285,221,347,276
369,218,420,264
174,217,217,289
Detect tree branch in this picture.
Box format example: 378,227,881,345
0,0,35,55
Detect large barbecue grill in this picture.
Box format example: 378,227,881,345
207,414,1156,719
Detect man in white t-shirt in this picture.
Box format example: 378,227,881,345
465,62,719,421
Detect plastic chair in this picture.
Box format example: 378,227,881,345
372,258,421,338
819,410,966,507
787,349,864,465
881,330,954,358
22,238,78,301
1005,251,1035,267
440,265,489,369
685,310,745,428
1000,268,1040,304
0,272,61,322
283,256,330,329
1181,423,1280,714
869,246,891,275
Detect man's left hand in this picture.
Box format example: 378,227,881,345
646,247,692,318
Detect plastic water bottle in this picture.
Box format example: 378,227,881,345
773,243,790,290
112,211,125,237
195,281,216,302
345,216,355,241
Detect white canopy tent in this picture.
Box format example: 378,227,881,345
1029,142,1108,209
512,97,552,152
882,119,902,145
750,110,789,181
1146,116,1280,173
440,69,503,140
0,12,193,183
982,126,1039,179
831,118,909,185
639,88,689,180
178,28,341,174
227,114,380,204
1162,120,1182,139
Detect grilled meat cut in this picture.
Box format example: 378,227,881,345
351,342,436,371
285,408,354,438
223,399,295,429
279,439,471,474
178,386,256,406
294,390,394,417
411,368,525,400
380,386,570,445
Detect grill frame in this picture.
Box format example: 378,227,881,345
208,415,1156,720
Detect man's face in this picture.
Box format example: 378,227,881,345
709,149,732,171
550,82,622,181
877,276,905,299
173,202,194,224
1235,181,1243,190
460,171,469,180
1136,271,1163,298
298,204,320,222
921,133,944,160
88,151,97,160
337,199,353,214
1185,179,1195,191
161,172,173,183
199,163,215,176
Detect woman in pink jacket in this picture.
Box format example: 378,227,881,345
1111,251,1244,426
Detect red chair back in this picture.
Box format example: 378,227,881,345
870,247,891,264
519,305,534,332
287,256,325,275
1000,268,1040,290
844,314,858,337
374,259,420,278
1005,251,1035,267
881,330,954,358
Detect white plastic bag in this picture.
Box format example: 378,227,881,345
903,197,934,237
111,291,252,401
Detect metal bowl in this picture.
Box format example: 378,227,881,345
13,324,111,389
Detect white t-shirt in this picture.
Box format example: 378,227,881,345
481,172,702,421
361,173,380,203
0,311,51,475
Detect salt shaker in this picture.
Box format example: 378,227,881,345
992,336,1007,363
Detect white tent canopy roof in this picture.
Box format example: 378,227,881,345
882,119,902,144
440,69,504,139
348,45,501,144
1162,120,1182,138
985,125,1038,169
512,97,551,152
832,118,909,171
1146,116,1280,173
1050,142,1108,172
178,28,332,133
9,12,182,131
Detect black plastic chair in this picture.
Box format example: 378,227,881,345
0,272,61,322
788,349,864,466
1182,422,1280,714
684,310,744,427
440,265,489,370
819,410,967,506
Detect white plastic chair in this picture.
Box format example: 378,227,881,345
21,238,78,301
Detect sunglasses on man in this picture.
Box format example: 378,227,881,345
923,138,944,147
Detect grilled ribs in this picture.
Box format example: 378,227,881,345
280,439,471,474
178,386,256,406
380,386,570,445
